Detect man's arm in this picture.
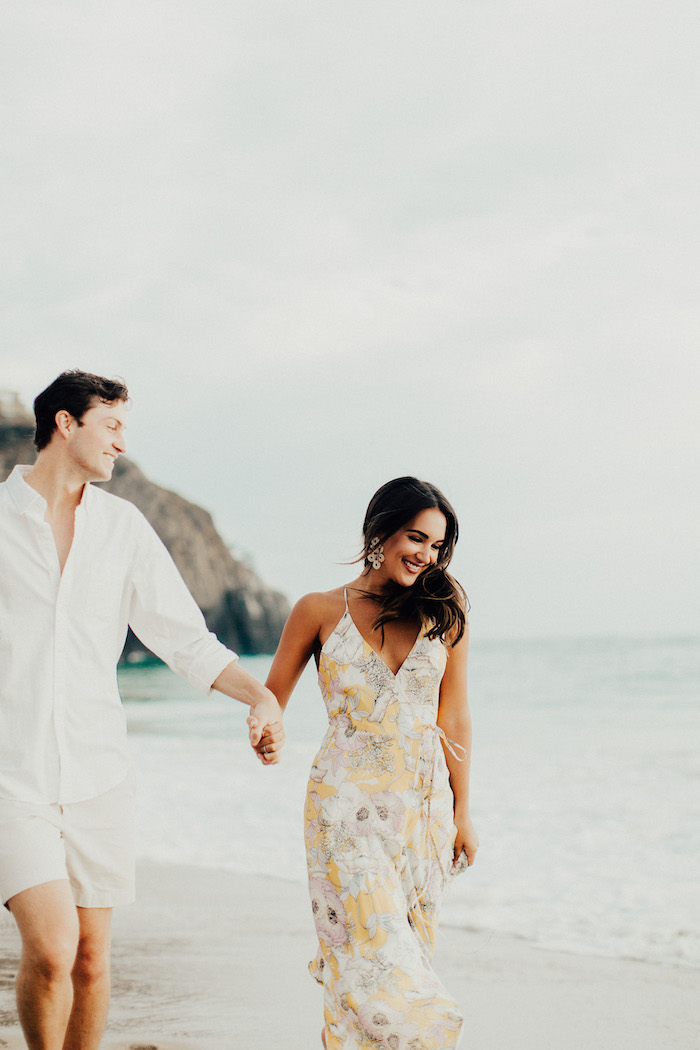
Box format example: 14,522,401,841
211,661,285,765
127,511,284,763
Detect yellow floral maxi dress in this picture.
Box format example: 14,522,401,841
305,598,465,1049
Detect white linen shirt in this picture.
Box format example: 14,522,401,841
0,465,237,805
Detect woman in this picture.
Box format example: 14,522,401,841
265,477,478,1049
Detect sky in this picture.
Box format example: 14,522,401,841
1,0,698,639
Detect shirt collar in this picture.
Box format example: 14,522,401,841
6,464,91,516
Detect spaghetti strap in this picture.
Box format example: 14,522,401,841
343,586,349,612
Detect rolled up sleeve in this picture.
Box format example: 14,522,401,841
128,517,237,693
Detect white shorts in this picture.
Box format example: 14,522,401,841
0,774,136,909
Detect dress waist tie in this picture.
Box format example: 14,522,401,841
434,725,468,763
414,726,467,901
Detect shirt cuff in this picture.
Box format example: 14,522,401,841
184,641,238,695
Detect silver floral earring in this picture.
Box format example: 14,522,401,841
367,537,385,570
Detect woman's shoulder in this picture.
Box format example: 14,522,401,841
288,587,348,646
291,587,347,622
444,616,469,656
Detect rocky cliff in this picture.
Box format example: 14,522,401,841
0,395,289,660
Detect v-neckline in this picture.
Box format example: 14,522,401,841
344,608,422,679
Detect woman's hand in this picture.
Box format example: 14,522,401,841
452,813,479,873
212,664,286,764
247,695,285,764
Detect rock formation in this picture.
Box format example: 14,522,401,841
0,393,35,471
0,394,289,660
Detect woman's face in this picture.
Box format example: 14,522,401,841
375,507,447,588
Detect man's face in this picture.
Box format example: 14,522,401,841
65,399,128,482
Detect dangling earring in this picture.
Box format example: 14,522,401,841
367,536,385,570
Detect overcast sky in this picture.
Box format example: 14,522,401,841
1,1,698,639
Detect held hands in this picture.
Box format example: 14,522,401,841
452,814,479,875
247,695,285,765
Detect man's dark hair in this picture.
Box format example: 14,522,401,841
33,370,129,451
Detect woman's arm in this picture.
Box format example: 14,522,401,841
436,625,479,867
246,594,323,763
264,593,326,712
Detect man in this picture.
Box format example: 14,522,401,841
0,370,284,1050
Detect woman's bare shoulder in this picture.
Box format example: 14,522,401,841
291,587,347,621
445,617,470,658
290,587,348,645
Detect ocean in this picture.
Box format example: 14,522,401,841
120,635,700,970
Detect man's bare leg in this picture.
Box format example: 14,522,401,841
62,905,112,1050
8,880,79,1050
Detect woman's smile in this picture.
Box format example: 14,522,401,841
374,507,447,588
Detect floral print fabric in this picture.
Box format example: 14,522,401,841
305,606,463,1049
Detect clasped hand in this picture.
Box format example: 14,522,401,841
247,697,285,764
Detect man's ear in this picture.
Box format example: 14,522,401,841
54,409,74,440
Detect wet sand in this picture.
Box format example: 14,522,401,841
1,862,698,1049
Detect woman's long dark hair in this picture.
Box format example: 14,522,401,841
358,477,468,645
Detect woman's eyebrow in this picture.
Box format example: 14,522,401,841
408,529,444,543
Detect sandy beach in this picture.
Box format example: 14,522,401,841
0,861,697,1050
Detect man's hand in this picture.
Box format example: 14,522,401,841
211,661,285,764
247,703,285,765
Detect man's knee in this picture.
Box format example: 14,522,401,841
71,907,112,987
71,938,110,986
8,881,80,983
26,929,80,984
